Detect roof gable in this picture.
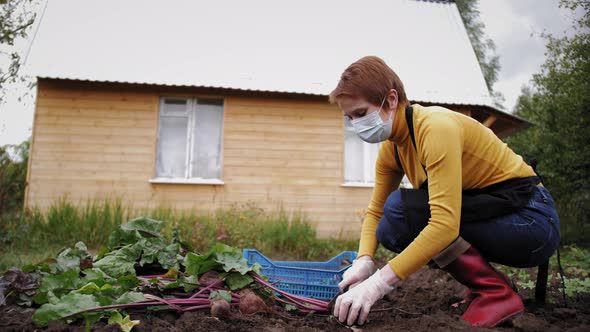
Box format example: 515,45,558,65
26,0,492,106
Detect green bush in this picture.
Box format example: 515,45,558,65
0,140,30,215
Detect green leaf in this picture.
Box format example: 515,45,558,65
209,290,232,303
55,257,80,273
224,272,253,290
285,304,298,312
214,250,250,275
108,311,123,323
33,292,49,305
93,256,136,279
95,295,114,306
107,229,141,249
179,275,200,292
94,244,141,278
32,293,100,327
108,312,141,332
40,269,83,293
55,242,92,273
116,275,141,290
57,242,90,260
138,238,163,266
96,246,111,261
121,216,163,233
106,216,164,249
157,243,182,270
163,281,181,290
73,282,101,295
81,268,109,287
115,291,145,304
252,263,263,275
22,263,37,273
84,312,104,327
184,252,220,277
137,238,181,270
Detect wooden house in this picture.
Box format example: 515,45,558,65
24,0,527,238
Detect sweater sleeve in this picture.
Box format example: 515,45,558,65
358,142,404,258
388,114,464,279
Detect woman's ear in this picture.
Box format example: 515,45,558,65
387,89,399,110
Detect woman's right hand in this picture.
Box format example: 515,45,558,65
338,256,377,290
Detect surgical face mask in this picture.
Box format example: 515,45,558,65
349,97,393,143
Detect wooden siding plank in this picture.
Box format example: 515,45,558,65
37,106,155,120
39,89,155,102
223,140,342,152
223,148,342,161
35,116,156,129
35,125,155,137
34,133,155,145
223,158,340,169
34,151,153,163
32,141,154,154
37,98,154,112
31,160,153,173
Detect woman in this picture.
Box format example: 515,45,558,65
330,56,560,327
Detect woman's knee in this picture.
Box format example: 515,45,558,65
383,190,404,217
376,190,412,252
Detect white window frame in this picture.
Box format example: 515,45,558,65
150,97,225,185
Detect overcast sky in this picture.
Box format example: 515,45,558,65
479,0,581,111
0,0,582,146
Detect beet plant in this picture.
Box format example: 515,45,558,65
0,216,330,330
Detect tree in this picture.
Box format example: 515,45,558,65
506,0,590,243
455,0,504,107
0,140,30,214
0,0,37,100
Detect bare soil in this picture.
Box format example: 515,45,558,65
1,268,588,332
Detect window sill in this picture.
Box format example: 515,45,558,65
341,182,375,188
149,178,225,185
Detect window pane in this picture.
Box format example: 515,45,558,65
156,99,189,178
344,122,363,182
344,119,380,183
190,100,224,179
364,141,380,183
162,98,189,116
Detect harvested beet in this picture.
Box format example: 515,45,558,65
210,299,231,319
238,290,270,315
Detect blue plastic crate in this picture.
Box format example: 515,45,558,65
243,249,357,300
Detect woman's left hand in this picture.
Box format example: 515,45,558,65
333,265,400,325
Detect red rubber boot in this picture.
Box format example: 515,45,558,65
444,246,524,327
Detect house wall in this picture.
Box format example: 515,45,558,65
26,79,509,239
26,79,373,238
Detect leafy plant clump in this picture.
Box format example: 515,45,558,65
0,216,330,329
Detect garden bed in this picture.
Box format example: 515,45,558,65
2,267,588,332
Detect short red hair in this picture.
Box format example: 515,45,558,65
329,56,409,108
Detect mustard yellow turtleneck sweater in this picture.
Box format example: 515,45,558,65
358,104,536,279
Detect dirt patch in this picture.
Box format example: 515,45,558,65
1,268,588,332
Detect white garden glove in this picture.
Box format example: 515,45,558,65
338,256,377,290
333,265,399,326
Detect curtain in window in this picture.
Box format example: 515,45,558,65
156,100,189,177
344,120,380,183
190,101,224,179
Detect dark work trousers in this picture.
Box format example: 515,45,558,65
376,186,560,267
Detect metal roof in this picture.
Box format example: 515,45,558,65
25,0,493,107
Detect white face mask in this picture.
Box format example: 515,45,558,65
349,96,393,143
